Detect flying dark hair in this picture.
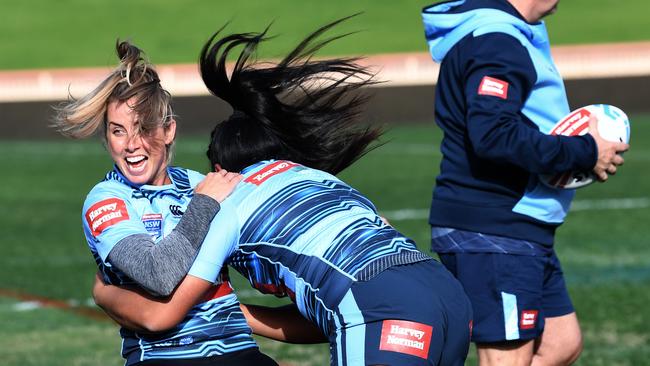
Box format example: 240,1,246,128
200,15,382,175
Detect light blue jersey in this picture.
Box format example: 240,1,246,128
195,160,431,335
82,166,256,366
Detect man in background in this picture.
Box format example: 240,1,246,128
421,0,628,365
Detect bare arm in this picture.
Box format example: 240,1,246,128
94,271,326,343
240,303,327,344
93,272,213,332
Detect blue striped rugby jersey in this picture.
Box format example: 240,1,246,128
82,166,256,365
194,160,431,334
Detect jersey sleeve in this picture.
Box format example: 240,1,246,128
188,199,241,283
82,183,146,263
463,32,597,174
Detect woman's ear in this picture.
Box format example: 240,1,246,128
164,119,177,145
214,163,223,172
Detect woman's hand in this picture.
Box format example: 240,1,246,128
194,170,243,202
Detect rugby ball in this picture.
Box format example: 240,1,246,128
540,104,630,189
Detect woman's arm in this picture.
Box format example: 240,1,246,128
93,271,213,332
94,272,326,343
93,198,244,332
98,171,242,297
105,193,219,297
240,303,327,344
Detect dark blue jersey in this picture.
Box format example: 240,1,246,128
422,0,597,245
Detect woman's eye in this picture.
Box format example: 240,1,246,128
112,129,126,136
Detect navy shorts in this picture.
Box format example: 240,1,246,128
328,259,472,366
134,348,278,366
435,232,574,343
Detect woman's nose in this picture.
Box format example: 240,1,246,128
126,133,142,151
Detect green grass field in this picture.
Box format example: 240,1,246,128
1,2,649,363
1,0,649,70
1,117,649,365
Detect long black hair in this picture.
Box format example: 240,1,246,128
200,15,382,175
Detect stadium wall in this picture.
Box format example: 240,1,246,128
1,42,649,139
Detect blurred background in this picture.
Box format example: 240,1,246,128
1,1,649,365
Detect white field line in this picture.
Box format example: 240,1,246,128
12,301,41,311
4,198,649,312
7,297,96,312
382,197,650,221
571,197,650,211
5,290,279,313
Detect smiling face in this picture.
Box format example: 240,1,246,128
106,98,176,186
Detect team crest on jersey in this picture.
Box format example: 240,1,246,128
379,319,433,359
85,198,129,236
520,310,538,330
244,161,298,186
142,213,163,240
478,76,509,99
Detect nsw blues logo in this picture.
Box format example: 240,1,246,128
142,213,163,240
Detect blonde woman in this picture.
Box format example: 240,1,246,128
53,41,277,366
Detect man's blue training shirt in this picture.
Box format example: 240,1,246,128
422,0,598,246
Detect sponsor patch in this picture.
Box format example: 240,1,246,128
142,213,163,240
379,319,433,359
478,76,509,99
85,198,129,236
520,310,539,330
244,161,298,186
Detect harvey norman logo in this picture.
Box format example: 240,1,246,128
478,76,509,99
520,310,539,330
85,198,129,236
379,320,433,359
244,161,298,186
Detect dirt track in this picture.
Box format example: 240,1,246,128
1,42,649,139
2,76,648,140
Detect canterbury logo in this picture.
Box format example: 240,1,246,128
169,205,184,216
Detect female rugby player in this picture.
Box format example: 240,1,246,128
53,41,277,366
92,18,473,366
